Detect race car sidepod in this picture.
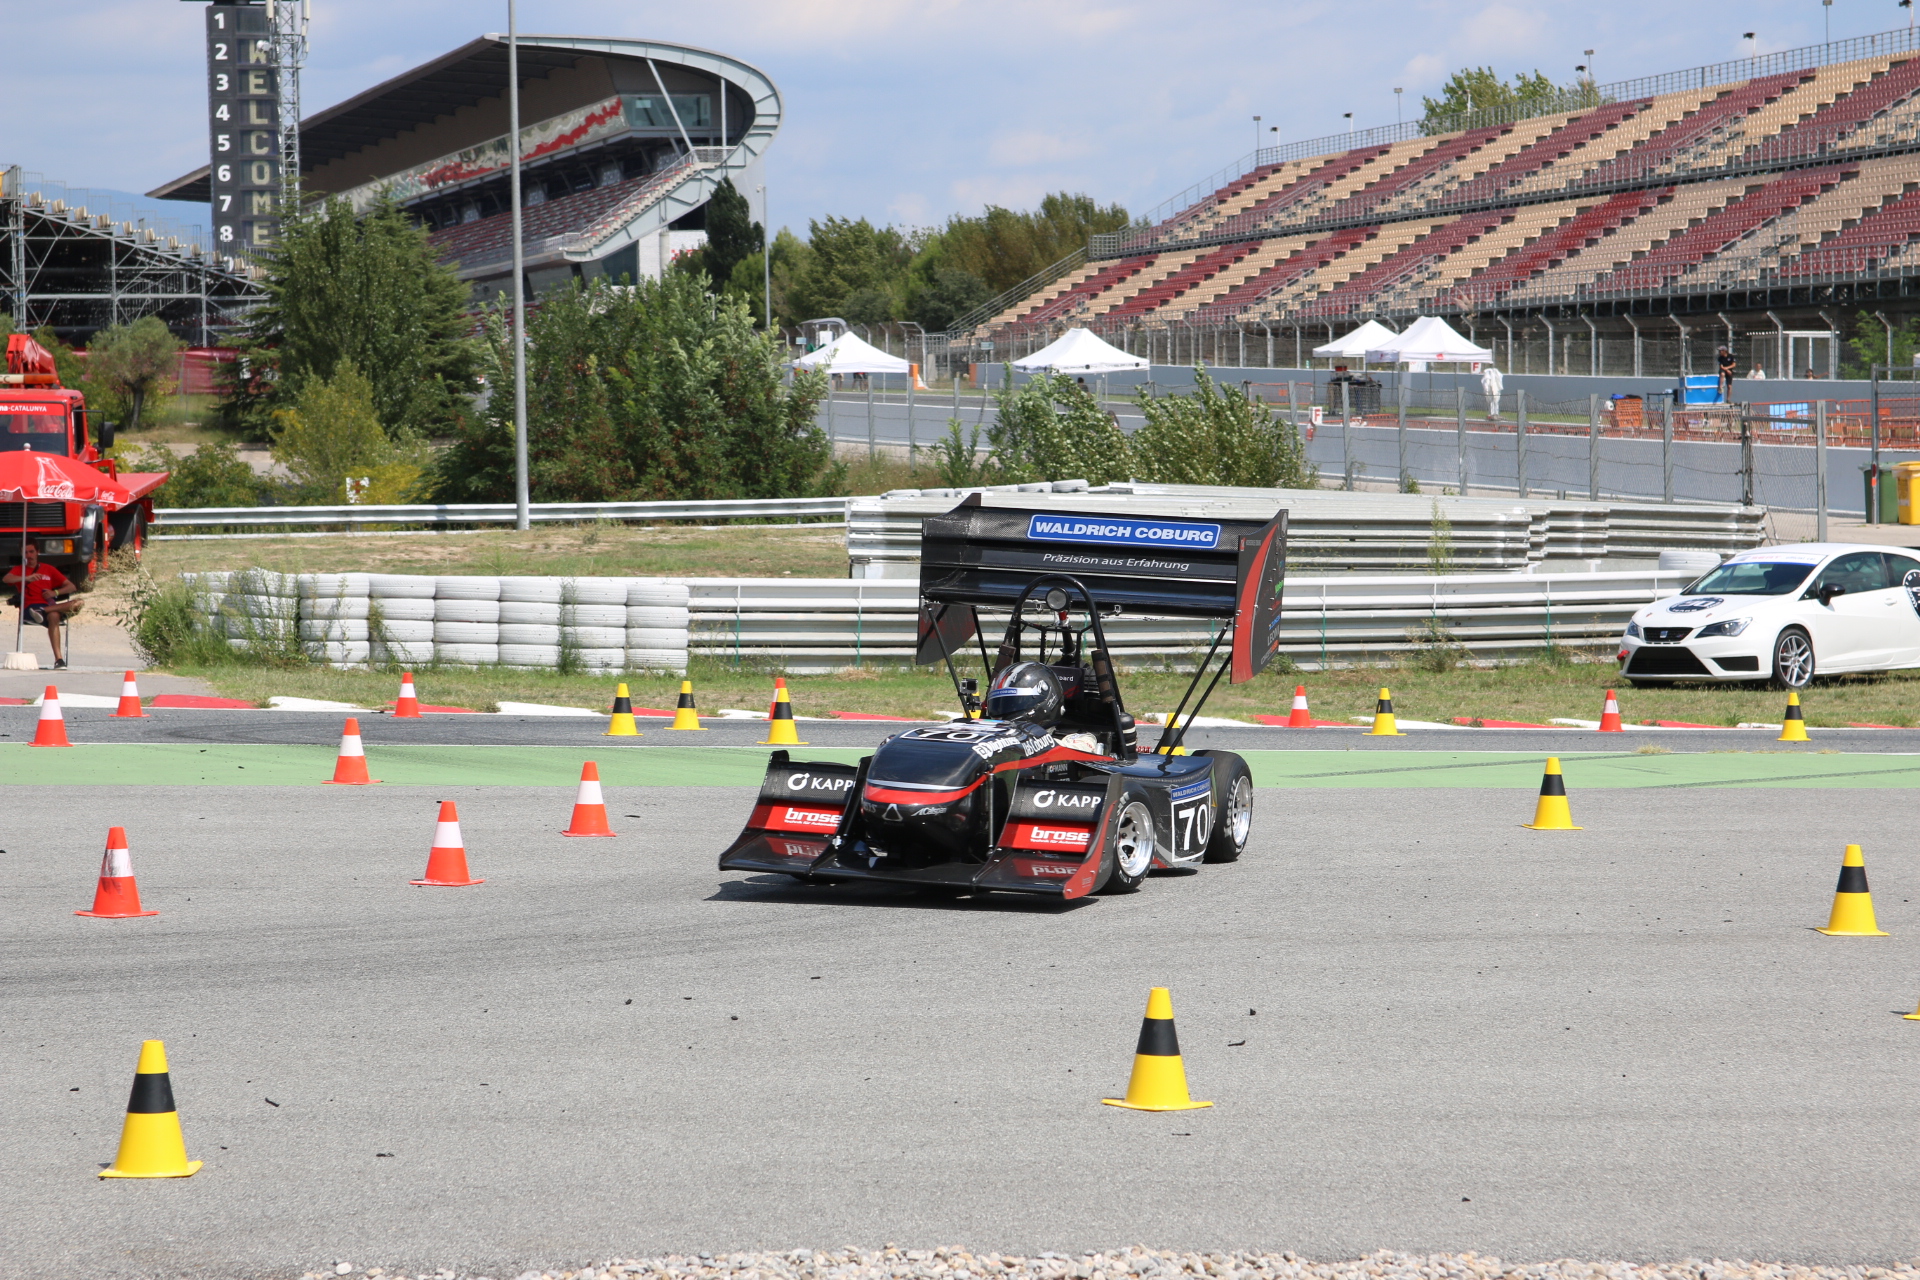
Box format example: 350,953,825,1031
718,747,1126,899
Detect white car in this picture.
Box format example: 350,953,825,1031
1619,543,1920,689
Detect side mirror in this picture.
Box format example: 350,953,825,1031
97,421,116,451
1819,582,1847,606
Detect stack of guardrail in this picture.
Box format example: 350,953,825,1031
684,570,1696,673
845,483,1766,577
180,571,691,673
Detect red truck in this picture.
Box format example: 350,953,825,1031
2,334,168,588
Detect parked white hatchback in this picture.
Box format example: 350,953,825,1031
1619,543,1920,689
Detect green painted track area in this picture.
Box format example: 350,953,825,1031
8,743,1920,788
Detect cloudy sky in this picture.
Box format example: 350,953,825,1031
5,1,1910,240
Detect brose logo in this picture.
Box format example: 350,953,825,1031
1027,863,1075,877
1033,790,1100,810
781,807,841,829
1029,826,1092,847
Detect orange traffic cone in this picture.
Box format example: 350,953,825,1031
76,826,158,918
30,684,70,746
561,761,616,837
113,671,148,718
1598,689,1624,733
411,801,482,887
392,672,421,718
324,717,380,785
1285,685,1313,728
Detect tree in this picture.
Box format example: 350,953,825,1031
915,193,1132,296
116,441,266,507
231,195,478,440
86,316,184,432
269,360,421,502
431,273,839,502
1420,68,1561,133
988,370,1133,485
910,268,993,333
1844,309,1920,378
787,216,916,324
1130,368,1315,489
725,227,809,327
696,178,763,292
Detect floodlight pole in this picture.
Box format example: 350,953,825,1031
509,0,530,531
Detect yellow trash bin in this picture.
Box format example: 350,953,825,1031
1898,461,1920,525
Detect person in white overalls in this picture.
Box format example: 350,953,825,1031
1480,363,1505,422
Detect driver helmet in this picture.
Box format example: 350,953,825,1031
984,660,1064,727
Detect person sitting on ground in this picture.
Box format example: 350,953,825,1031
1479,362,1505,422
4,543,81,670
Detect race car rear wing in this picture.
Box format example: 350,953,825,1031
917,494,1288,684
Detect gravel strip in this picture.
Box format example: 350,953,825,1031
290,1248,1920,1280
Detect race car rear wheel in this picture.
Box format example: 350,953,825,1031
1100,792,1155,894
1200,752,1253,863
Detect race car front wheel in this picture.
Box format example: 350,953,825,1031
1101,792,1156,894
1202,753,1253,863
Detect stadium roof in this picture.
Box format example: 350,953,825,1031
149,34,775,204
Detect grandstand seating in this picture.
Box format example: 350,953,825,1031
979,40,1920,337
429,168,673,268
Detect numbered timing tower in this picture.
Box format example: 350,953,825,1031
198,1,305,259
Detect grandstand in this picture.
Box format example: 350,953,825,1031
150,35,780,300
956,26,1920,378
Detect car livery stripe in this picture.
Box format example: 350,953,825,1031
862,779,985,806
989,745,1115,775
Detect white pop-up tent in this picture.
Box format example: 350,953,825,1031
1011,327,1148,374
1312,319,1399,362
791,330,911,375
1364,315,1493,365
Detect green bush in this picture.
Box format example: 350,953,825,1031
1130,367,1315,489
115,441,267,508
987,369,1132,485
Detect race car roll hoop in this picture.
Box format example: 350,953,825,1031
719,495,1287,900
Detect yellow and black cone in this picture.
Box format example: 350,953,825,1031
1778,691,1810,742
1904,994,1920,1021
1102,987,1212,1112
99,1040,201,1179
1817,843,1888,936
669,680,706,731
1368,688,1405,736
605,683,639,737
1522,756,1582,830
759,685,806,745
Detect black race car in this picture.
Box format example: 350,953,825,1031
718,496,1287,901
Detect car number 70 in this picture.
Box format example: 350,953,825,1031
1174,800,1212,851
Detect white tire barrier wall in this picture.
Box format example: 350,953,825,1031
179,571,690,674
678,570,1702,673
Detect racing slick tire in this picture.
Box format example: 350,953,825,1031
1098,786,1156,894
1196,750,1253,863
1770,626,1815,691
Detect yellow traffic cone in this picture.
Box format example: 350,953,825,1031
1103,987,1211,1112
1903,994,1920,1021
1367,688,1405,736
1816,843,1888,936
759,685,807,745
669,680,707,730
99,1040,201,1178
1521,757,1582,830
1778,691,1810,742
604,683,640,737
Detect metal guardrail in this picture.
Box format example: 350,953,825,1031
680,571,1694,673
153,496,851,530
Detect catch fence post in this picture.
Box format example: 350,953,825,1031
1516,389,1529,499
1588,392,1601,501
1340,380,1353,490
907,372,917,463
1739,405,1755,506
1815,399,1829,541
866,377,876,462
1396,376,1408,490
1456,385,1468,495
1662,396,1675,503
1869,367,1882,524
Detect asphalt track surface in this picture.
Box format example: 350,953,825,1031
10,717,1920,1276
